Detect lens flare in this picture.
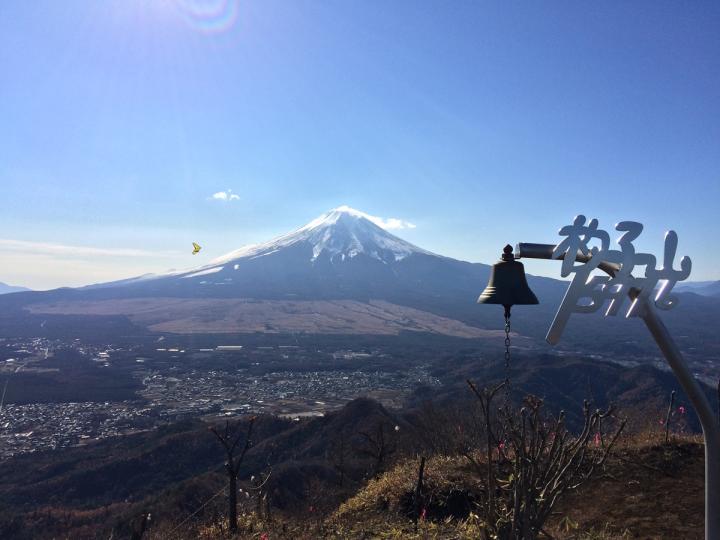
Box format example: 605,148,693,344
173,0,240,34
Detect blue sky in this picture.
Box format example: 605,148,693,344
1,1,718,289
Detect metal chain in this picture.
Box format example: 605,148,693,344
504,308,511,407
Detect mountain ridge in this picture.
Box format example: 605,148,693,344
208,205,435,266
1,207,718,349
0,281,31,295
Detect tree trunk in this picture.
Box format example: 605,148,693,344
229,474,238,532
413,456,426,531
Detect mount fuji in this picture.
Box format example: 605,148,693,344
72,205,505,302
209,205,433,265
3,207,567,337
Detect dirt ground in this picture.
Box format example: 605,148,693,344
553,441,704,539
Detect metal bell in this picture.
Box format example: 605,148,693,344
477,244,539,309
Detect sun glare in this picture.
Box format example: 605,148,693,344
170,0,241,34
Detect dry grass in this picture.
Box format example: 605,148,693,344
333,455,474,520
157,433,704,539
551,437,704,539
334,434,704,539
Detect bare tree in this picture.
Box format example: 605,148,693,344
304,475,336,533
210,416,256,533
665,390,676,443
466,380,506,526
414,398,485,460
327,428,351,487
249,468,272,520
466,379,626,540
412,456,426,532
129,512,150,540
358,421,396,478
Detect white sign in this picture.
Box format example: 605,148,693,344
546,216,691,345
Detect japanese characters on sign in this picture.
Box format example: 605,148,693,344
546,215,691,345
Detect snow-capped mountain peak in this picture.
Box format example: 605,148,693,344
210,206,433,265
298,205,371,231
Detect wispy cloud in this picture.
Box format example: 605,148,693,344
211,189,240,201
0,239,180,258
332,205,417,230
370,216,417,230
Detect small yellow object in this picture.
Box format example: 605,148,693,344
192,242,202,255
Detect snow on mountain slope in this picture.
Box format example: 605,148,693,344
6,205,573,337
181,266,225,279
0,281,31,295
209,206,435,266
70,206,443,293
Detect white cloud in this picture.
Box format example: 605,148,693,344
332,205,417,230
363,213,417,230
211,189,240,201
0,239,180,258
371,217,417,230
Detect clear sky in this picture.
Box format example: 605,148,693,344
1,1,718,290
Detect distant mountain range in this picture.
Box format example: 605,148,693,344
676,280,720,297
0,281,30,295
1,206,718,353
0,206,565,338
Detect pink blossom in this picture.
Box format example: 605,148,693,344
420,508,427,520
593,433,601,447
679,406,686,414
260,534,269,540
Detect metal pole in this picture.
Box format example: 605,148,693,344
642,306,720,540
516,242,720,540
